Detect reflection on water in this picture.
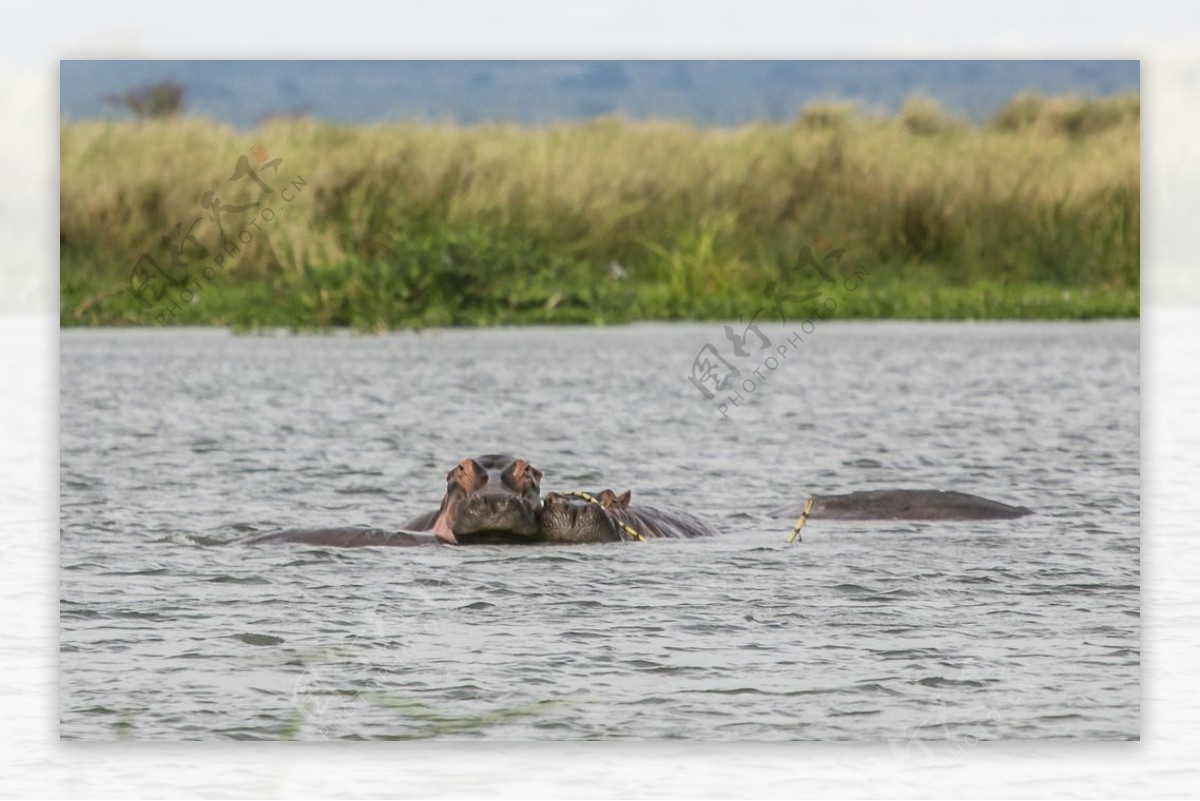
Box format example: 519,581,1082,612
60,321,1139,740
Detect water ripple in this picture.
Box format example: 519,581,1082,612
59,322,1139,740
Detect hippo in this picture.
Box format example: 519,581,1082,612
401,454,544,544
772,489,1033,521
244,454,544,548
242,526,439,548
537,490,630,543
538,489,719,544
243,455,1031,549
605,496,720,540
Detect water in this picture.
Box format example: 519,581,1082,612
59,321,1139,741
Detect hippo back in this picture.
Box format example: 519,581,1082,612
773,489,1033,521
244,526,440,547
608,504,719,539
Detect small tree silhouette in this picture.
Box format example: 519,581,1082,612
103,81,185,120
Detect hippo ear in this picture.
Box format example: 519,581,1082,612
448,458,474,483
616,490,632,509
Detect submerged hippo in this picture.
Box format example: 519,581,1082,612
538,489,719,544
243,455,1032,549
537,490,630,543
402,454,543,544
243,526,439,548
245,454,544,548
773,489,1032,521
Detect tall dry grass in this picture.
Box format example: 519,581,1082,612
60,94,1139,327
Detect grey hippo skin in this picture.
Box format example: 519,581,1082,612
613,501,721,539
243,527,441,547
538,489,720,543
773,489,1032,521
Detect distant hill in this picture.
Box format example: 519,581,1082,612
60,60,1139,127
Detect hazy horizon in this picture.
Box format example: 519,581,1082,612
60,59,1139,127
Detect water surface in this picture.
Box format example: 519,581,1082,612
59,321,1139,740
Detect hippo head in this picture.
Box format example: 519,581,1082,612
431,454,543,544
537,489,632,544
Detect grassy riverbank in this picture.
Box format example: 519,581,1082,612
60,94,1139,328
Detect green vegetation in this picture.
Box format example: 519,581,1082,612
60,94,1139,329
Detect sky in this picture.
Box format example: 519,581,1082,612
58,59,1140,126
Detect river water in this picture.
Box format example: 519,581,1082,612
59,321,1139,741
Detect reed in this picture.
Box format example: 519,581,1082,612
60,94,1139,328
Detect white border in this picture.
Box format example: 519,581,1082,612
4,1,1199,797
